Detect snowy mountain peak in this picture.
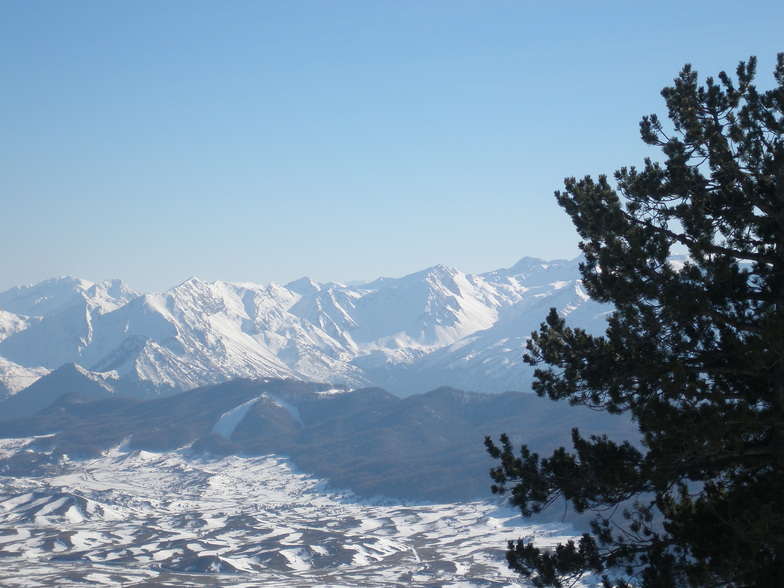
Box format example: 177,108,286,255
507,256,553,275
0,276,138,319
397,263,459,285
87,278,134,297
285,277,323,295
170,276,211,295
0,275,95,317
0,257,609,399
83,280,139,315
479,256,583,288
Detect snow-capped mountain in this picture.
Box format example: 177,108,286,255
0,262,625,588
0,257,609,401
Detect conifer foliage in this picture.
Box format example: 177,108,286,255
486,54,784,587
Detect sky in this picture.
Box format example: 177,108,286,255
1,1,782,294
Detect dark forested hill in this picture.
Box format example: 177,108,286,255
0,377,635,502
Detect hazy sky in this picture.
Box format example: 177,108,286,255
2,1,782,293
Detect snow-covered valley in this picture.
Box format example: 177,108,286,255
0,438,584,587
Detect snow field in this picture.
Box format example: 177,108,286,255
0,437,598,587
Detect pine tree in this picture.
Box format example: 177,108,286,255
486,54,784,587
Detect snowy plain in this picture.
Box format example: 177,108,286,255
0,437,596,587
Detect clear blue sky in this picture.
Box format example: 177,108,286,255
2,1,782,293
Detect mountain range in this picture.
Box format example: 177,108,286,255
0,258,626,587
0,257,609,412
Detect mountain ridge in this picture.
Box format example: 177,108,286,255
0,377,635,503
0,256,609,402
